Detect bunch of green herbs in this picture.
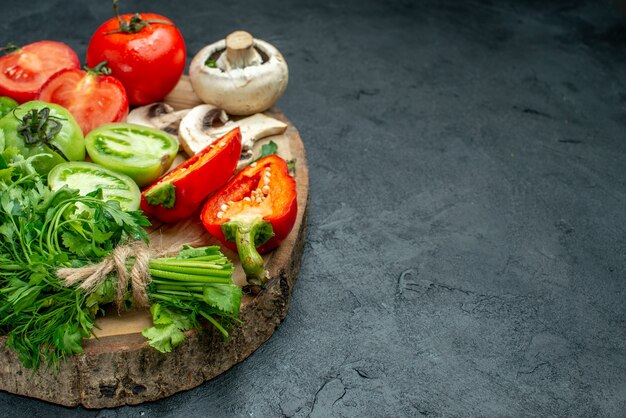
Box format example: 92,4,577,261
0,147,149,369
0,147,242,370
142,245,242,353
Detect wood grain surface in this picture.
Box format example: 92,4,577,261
0,76,309,408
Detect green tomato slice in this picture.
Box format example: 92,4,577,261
85,123,178,187
48,161,141,211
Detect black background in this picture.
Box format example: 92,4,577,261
1,0,625,416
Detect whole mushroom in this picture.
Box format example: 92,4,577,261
189,31,289,115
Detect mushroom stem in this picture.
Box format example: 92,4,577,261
217,31,262,71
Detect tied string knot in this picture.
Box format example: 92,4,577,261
56,241,152,310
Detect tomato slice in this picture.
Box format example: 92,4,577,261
85,123,179,187
38,68,129,135
0,41,79,103
48,161,141,211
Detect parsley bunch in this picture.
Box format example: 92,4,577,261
142,245,242,353
0,148,243,370
0,148,149,369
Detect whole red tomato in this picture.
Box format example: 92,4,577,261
86,13,186,106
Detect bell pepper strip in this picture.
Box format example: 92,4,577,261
140,127,242,223
201,155,297,287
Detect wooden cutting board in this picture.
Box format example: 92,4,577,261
0,76,309,408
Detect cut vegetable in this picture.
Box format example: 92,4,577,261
0,41,80,103
141,127,242,223
177,104,228,157
126,102,190,136
179,109,287,161
48,161,141,211
201,155,297,286
37,63,129,135
85,123,178,187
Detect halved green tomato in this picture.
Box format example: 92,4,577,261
48,161,141,211
85,123,178,187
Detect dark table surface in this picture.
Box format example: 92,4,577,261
1,0,625,416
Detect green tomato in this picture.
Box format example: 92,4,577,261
85,123,178,187
48,161,141,211
0,96,18,119
0,100,85,174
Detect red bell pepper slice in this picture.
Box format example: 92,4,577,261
140,127,242,223
201,155,297,286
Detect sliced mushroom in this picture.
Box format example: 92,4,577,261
202,113,288,151
127,103,191,136
189,31,289,115
179,107,288,157
237,150,255,170
178,104,229,157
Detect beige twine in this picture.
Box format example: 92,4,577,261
56,241,152,309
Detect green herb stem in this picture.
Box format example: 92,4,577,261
198,311,229,338
156,254,224,262
149,268,233,281
154,284,220,293
151,288,205,300
0,263,23,271
149,260,231,270
150,278,231,286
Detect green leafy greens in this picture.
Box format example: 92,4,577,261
0,148,242,370
142,245,242,351
0,148,148,369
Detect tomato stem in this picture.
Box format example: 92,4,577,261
15,108,70,161
109,0,172,34
112,0,124,29
84,61,112,76
0,43,19,55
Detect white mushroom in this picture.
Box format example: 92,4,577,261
237,150,255,170
178,106,288,157
216,31,263,71
189,31,289,116
178,104,229,157
127,103,190,136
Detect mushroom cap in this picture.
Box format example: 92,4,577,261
189,38,289,116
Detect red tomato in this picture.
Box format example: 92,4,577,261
86,13,186,106
37,67,129,135
0,41,79,104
